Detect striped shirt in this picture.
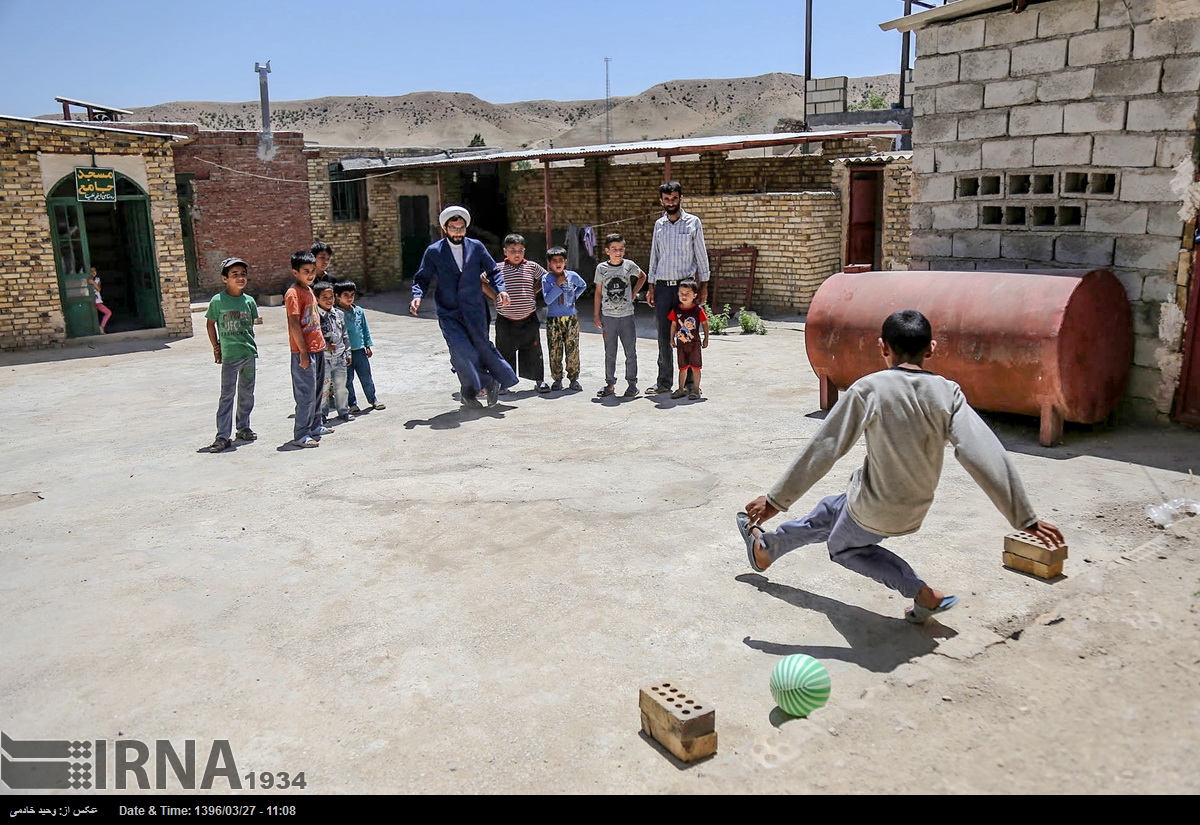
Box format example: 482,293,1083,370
495,259,546,321
648,208,710,283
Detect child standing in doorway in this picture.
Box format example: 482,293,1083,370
541,246,587,391
91,266,111,333
203,257,261,452
668,279,708,400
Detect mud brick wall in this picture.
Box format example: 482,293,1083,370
908,0,1200,420
688,192,842,313
0,118,192,351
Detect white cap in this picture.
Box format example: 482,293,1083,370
439,205,471,228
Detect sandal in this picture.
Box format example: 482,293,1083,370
623,386,639,397
597,385,616,398
205,437,233,453
235,429,257,441
904,595,959,624
688,389,701,400
670,388,688,399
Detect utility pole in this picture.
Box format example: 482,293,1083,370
804,0,813,92
254,60,275,161
899,0,912,109
605,57,612,144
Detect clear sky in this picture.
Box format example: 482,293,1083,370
0,0,915,118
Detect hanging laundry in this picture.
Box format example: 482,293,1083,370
566,222,581,270
582,226,597,258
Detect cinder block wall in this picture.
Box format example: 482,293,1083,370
0,119,192,351
171,130,313,298
909,0,1199,420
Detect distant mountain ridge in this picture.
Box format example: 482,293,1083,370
107,72,901,149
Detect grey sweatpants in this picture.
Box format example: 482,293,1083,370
601,312,637,386
759,493,926,598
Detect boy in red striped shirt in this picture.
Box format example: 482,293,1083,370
488,233,550,394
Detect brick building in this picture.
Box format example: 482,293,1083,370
0,116,192,350
884,0,1200,423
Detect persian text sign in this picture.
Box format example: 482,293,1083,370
75,167,116,202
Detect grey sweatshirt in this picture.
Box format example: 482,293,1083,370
766,367,1037,537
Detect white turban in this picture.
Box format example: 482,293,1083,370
439,206,471,228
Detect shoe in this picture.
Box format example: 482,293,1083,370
486,380,500,407
313,426,334,436
371,402,386,411
736,512,767,573
551,380,563,391
623,385,639,397
651,386,672,395
234,429,257,441
337,413,356,422
536,382,551,394
688,389,701,400
568,379,582,391
461,396,484,409
205,437,233,453
905,595,959,624
348,405,362,415
597,385,616,398
498,386,511,396
671,388,688,399
292,437,319,448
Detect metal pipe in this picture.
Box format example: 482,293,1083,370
804,0,813,91
899,0,912,108
543,161,552,251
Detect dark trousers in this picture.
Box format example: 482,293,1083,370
494,313,544,382
653,282,680,389
346,348,376,408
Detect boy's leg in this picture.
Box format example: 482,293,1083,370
235,358,256,432
756,494,845,565
494,315,518,373
215,360,238,440
618,314,638,386
332,362,350,415
547,318,564,382
826,503,925,599
346,350,360,408
564,316,580,381
517,314,545,383
352,349,378,405
307,353,327,437
602,313,618,386
290,354,316,442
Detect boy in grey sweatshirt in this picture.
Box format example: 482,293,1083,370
738,309,1063,623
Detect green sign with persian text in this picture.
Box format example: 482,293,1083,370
75,167,116,203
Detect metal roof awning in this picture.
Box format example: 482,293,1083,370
880,0,1014,33
831,152,915,165
338,127,908,173
1,115,189,141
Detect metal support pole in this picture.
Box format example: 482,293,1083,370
543,161,553,252
436,169,444,213
804,0,813,90
899,0,912,108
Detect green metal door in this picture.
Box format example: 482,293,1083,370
121,199,164,328
48,199,98,338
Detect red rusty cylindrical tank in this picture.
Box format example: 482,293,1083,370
805,269,1133,445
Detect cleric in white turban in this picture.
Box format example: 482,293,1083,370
410,206,519,408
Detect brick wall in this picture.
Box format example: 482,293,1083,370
831,155,915,272
170,129,313,297
689,192,842,313
909,0,1200,420
0,118,191,351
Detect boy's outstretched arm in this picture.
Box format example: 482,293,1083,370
747,387,870,526
949,390,1064,546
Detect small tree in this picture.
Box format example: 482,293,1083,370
468,133,486,147
848,90,890,111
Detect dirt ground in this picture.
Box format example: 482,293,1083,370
1,295,1198,795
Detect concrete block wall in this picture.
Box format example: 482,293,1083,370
170,130,313,298
689,192,842,313
910,0,1200,421
0,119,192,351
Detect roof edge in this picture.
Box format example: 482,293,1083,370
880,0,1013,33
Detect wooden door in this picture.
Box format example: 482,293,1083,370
120,199,164,329
847,170,882,269
48,199,98,338
1175,244,1200,426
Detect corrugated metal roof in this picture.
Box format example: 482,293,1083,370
831,152,914,165
337,126,907,172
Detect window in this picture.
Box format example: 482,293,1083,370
329,163,365,222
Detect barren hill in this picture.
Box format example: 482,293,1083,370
120,72,900,149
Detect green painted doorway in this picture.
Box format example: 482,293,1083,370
47,172,164,336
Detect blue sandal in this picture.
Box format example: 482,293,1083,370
736,512,767,573
905,595,959,624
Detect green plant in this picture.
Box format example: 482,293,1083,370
704,303,731,335
848,89,890,111
738,308,767,335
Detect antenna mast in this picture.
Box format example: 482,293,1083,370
605,57,612,144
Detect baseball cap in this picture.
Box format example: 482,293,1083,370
220,257,248,276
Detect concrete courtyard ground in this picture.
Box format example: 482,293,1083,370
2,294,1198,794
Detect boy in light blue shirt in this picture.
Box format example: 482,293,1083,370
335,280,385,413
541,246,588,391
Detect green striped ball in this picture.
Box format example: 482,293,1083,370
770,654,831,717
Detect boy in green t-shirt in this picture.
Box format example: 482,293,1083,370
203,257,262,453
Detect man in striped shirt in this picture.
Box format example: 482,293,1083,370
647,181,710,394
487,234,551,393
